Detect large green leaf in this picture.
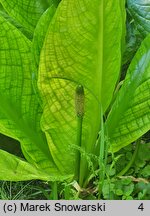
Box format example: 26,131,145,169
38,0,123,182
48,0,62,7
32,5,56,72
0,6,32,40
119,0,126,54
106,34,150,152
0,15,59,175
127,0,150,37
0,0,51,34
0,150,71,181
31,5,57,108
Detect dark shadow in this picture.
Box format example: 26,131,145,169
0,133,23,157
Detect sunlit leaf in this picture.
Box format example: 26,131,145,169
0,150,71,181
0,0,53,34
38,0,123,184
0,15,59,175
106,34,150,152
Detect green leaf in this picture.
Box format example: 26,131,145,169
32,5,56,72
140,165,150,178
122,15,143,65
0,8,32,40
124,184,134,196
106,34,150,152
31,5,57,107
115,189,123,196
119,0,126,54
127,0,150,37
38,0,123,181
0,15,59,175
0,0,51,34
114,179,134,197
0,150,71,181
135,142,150,168
48,0,62,7
102,180,115,199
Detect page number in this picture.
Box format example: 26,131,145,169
138,203,144,211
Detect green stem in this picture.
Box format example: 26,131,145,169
98,106,105,199
104,129,109,169
64,184,70,200
74,85,84,184
51,182,58,200
116,139,140,177
75,117,83,181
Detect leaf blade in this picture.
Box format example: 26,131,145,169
0,150,71,181
106,34,150,152
38,0,123,178
127,0,150,37
0,15,59,174
0,0,52,34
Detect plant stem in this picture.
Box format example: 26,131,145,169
75,117,83,182
51,182,58,200
64,184,70,200
74,85,84,183
104,130,109,169
116,139,140,177
98,106,105,199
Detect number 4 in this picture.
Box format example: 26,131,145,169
138,203,144,211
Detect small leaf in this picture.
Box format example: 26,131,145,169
124,184,134,196
121,178,132,185
115,189,123,196
135,143,150,168
140,165,150,178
